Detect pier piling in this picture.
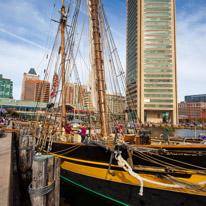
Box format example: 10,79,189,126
29,155,60,206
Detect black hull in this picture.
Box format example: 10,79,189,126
61,168,206,206
50,142,206,170
49,142,206,205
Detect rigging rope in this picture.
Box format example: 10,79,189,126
52,144,81,155
134,150,206,175
36,0,82,151
148,151,206,171
100,1,140,127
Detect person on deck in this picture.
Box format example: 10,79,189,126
65,124,72,142
65,124,71,134
81,124,86,143
118,123,123,135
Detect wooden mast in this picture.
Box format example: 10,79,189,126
90,0,107,136
61,0,66,128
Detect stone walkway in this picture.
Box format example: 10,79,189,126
0,131,12,206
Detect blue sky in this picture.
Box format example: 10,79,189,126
0,0,206,102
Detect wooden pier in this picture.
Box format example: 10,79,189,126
0,122,61,206
0,125,13,206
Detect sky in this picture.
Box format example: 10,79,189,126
0,0,206,102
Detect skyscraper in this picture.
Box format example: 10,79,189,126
22,79,50,103
21,68,39,100
126,0,177,124
21,68,50,103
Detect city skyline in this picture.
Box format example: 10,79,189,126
0,0,206,102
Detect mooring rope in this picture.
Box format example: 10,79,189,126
114,153,181,196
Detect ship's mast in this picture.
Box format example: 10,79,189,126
90,0,107,136
61,0,66,128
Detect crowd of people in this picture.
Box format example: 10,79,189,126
0,117,11,125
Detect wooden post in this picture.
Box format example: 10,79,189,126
47,155,54,206
27,135,35,169
30,155,48,206
19,135,28,172
54,157,60,206
19,135,35,172
29,155,60,206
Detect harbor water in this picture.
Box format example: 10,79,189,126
147,127,206,139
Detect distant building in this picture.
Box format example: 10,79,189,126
21,68,39,100
106,93,126,120
0,74,13,99
83,91,96,111
83,91,126,119
66,83,87,106
185,94,206,103
0,98,47,119
178,101,206,120
0,98,89,120
21,68,50,103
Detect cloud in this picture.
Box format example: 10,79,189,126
0,27,45,50
176,7,206,101
0,0,58,46
0,39,45,99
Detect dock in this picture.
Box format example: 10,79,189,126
0,122,61,206
0,125,13,206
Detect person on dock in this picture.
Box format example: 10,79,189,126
81,124,86,143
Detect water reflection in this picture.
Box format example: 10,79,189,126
146,127,206,138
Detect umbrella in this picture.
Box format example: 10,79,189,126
2,109,7,114
70,119,84,123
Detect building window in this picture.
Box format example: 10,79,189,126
144,69,172,72
144,104,173,108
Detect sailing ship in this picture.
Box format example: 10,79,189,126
33,0,206,205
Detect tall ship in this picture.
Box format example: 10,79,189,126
33,0,206,205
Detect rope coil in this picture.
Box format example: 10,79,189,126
115,153,181,196
28,180,55,197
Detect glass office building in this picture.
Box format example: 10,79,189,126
185,94,206,103
0,74,13,99
126,0,177,124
